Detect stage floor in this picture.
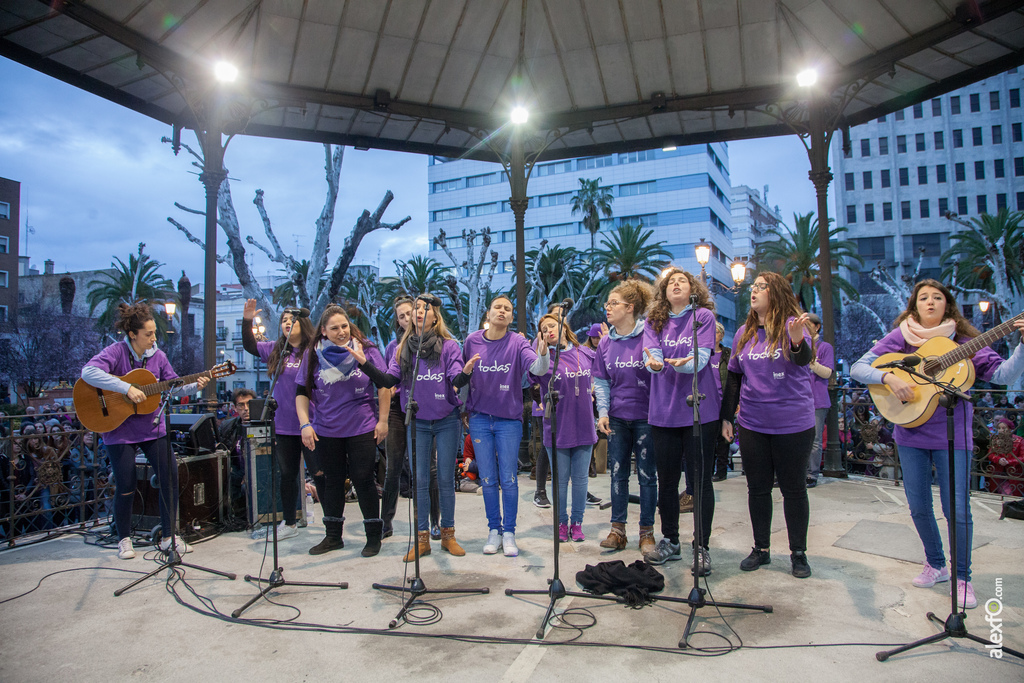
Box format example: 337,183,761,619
1,474,1022,682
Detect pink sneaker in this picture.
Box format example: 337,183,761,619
912,562,950,588
951,579,977,609
558,523,569,542
569,523,585,542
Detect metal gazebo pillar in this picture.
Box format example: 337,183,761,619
199,125,226,400
509,126,529,333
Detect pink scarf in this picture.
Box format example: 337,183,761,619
899,317,957,347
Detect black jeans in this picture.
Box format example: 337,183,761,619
108,439,176,541
652,422,717,547
381,399,439,526
739,426,814,553
317,432,380,537
275,434,309,526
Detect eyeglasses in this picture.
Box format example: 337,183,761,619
604,301,628,309
751,282,769,291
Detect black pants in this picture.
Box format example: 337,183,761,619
317,432,380,537
739,426,814,553
536,446,550,493
713,426,731,474
381,400,439,527
275,434,310,526
652,422,717,547
108,439,176,541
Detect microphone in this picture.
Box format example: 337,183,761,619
557,298,574,309
284,307,310,318
877,355,922,370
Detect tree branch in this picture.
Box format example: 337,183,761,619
167,218,228,264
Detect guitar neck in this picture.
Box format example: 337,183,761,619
936,311,1024,369
140,370,211,396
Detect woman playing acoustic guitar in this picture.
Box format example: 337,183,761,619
80,303,208,560
851,280,1024,609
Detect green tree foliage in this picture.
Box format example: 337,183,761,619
86,244,176,337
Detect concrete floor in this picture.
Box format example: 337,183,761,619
1,474,1022,682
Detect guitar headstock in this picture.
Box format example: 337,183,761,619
210,361,237,379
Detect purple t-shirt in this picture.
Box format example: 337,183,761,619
84,342,178,445
463,329,539,420
643,309,720,427
727,321,815,434
594,333,650,421
296,345,384,438
386,339,464,421
256,340,307,436
811,340,834,410
709,348,726,399
384,339,402,402
537,346,598,449
867,328,1004,451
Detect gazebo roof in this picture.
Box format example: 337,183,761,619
3,0,1024,161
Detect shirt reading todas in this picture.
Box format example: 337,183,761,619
643,308,720,428
255,341,307,436
727,323,815,434
594,332,649,421
537,346,598,449
295,345,384,438
386,339,464,421
463,330,539,420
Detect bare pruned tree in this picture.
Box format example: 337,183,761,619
433,227,499,335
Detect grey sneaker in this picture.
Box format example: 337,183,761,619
483,529,502,554
645,538,682,565
502,532,519,557
117,537,135,560
691,546,712,577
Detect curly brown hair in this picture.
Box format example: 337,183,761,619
114,302,154,335
647,268,714,334
608,279,654,323
736,271,803,360
892,279,979,338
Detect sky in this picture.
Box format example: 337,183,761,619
0,57,818,286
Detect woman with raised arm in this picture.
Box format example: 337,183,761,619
80,303,208,560
295,305,389,557
241,300,316,541
353,293,467,560
720,272,815,579
851,279,1024,608
593,280,657,556
458,295,550,556
641,269,720,577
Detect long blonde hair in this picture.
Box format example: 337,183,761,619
396,295,455,364
736,271,803,360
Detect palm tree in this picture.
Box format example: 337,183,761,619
87,245,176,336
595,223,672,282
755,212,863,312
941,209,1024,315
570,177,614,261
394,255,447,297
273,259,326,307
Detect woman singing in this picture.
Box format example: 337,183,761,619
242,300,316,541
81,303,208,559
594,280,656,556
459,295,549,556
851,279,1024,607
721,272,814,579
295,305,388,557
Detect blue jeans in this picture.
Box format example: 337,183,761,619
409,410,460,532
899,446,973,581
555,445,591,525
607,417,656,527
807,408,828,479
469,412,522,534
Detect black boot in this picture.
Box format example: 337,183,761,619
362,519,384,557
310,518,344,555
382,519,393,539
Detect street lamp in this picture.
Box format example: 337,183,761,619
252,316,267,392
164,301,176,335
730,259,748,286
978,300,991,314
695,238,711,283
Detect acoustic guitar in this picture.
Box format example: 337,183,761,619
73,362,236,433
868,312,1023,427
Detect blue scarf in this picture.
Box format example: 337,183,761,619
315,339,359,385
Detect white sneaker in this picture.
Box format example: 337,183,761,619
159,535,193,554
277,522,298,540
117,537,136,560
502,532,519,557
483,529,502,554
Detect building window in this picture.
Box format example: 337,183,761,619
952,129,963,148
972,127,983,146
936,164,947,183
950,96,961,114
939,197,949,215
898,167,909,186
992,125,1003,145
0,305,6,323
618,150,658,164
913,103,923,118
861,139,871,157
919,199,930,218
934,131,944,150
844,173,855,191
975,161,985,180
997,193,1008,211
1011,89,1021,108
234,349,246,367
0,202,9,220
915,133,926,152
619,181,655,197
990,91,1000,110
895,109,905,121
917,166,927,184
858,237,889,261
0,236,7,254
882,202,893,221
955,162,966,182
467,203,500,217
862,171,873,189
0,271,7,287
1013,122,1022,142
995,158,1005,178
846,205,857,223
503,261,515,273
932,98,942,116
970,93,980,112
431,178,461,193
911,233,942,257
1016,157,1024,176
534,192,573,207
877,115,887,123
466,173,501,187
881,169,891,188
878,137,889,154
539,223,577,238
901,201,912,220
577,155,614,170
977,195,988,214
864,204,875,222
1018,192,1024,211
432,208,464,221
896,135,907,153
534,160,572,176
957,196,968,214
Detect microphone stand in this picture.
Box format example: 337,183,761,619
232,361,346,618
373,317,488,628
116,388,237,596
505,304,624,640
644,296,771,648
877,367,1022,662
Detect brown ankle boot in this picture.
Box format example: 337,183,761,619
440,527,466,556
638,525,656,557
403,530,431,562
599,522,627,549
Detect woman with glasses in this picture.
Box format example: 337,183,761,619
594,280,656,556
721,272,815,579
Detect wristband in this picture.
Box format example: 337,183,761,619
300,423,312,430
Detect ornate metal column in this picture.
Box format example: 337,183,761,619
198,126,226,399
509,125,529,332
